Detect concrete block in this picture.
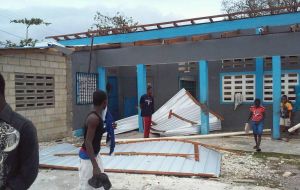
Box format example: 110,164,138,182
31,59,41,67
46,68,55,75
8,89,15,96
54,69,63,75
54,55,65,63
49,62,59,68
40,60,50,68
15,66,26,73
26,54,45,61
0,56,7,64
45,108,55,115
58,63,67,69
7,57,20,65
36,67,46,74
3,65,14,72
25,67,36,73
9,73,15,80
46,55,56,62
19,58,31,66
5,81,14,88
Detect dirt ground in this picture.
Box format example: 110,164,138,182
31,133,300,190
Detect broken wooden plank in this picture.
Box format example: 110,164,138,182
221,30,240,38
164,37,187,45
54,152,197,158
185,91,224,121
191,34,212,42
134,39,162,46
194,144,200,161
168,109,198,125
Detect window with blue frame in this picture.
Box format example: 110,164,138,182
76,72,98,105
221,73,256,103
220,70,300,104
263,72,299,102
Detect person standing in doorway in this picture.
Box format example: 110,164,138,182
280,95,293,141
140,86,154,138
0,73,39,190
79,90,111,189
248,99,265,152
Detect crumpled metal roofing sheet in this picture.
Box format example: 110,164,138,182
114,89,222,135
39,140,222,177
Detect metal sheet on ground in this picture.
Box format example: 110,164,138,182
39,140,222,177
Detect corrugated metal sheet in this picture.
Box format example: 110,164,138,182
39,140,222,177
113,89,222,136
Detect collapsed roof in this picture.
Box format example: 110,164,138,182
39,139,222,177
113,89,223,136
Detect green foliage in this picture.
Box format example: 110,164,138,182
91,12,138,33
0,40,17,48
19,38,38,47
10,18,51,28
9,17,51,47
221,0,299,18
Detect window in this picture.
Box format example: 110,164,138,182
15,73,55,110
178,62,197,73
221,74,256,102
263,72,299,102
76,72,98,105
221,58,254,69
180,78,197,98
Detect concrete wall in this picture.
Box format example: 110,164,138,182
95,32,300,66
0,51,72,141
69,30,300,132
71,51,98,130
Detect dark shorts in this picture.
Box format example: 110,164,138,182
251,121,264,135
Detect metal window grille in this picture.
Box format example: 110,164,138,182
76,72,98,105
221,59,254,69
263,73,299,102
222,74,256,102
15,73,55,110
178,62,197,73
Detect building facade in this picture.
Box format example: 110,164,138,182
0,47,73,141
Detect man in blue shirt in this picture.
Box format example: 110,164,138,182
139,86,154,138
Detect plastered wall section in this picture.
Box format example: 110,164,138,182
0,52,73,141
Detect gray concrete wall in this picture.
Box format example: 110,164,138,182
95,32,300,67
70,29,300,131
71,51,98,129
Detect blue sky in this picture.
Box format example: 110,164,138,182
0,0,223,43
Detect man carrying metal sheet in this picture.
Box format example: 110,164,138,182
0,73,39,190
140,86,155,138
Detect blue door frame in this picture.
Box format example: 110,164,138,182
107,76,119,120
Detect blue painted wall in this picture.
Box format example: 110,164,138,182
97,67,106,91
59,13,300,46
199,60,209,134
137,64,147,133
255,58,264,101
107,76,119,120
272,56,281,140
124,97,138,117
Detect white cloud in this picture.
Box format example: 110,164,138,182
0,0,223,43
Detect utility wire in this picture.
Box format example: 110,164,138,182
0,28,24,39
